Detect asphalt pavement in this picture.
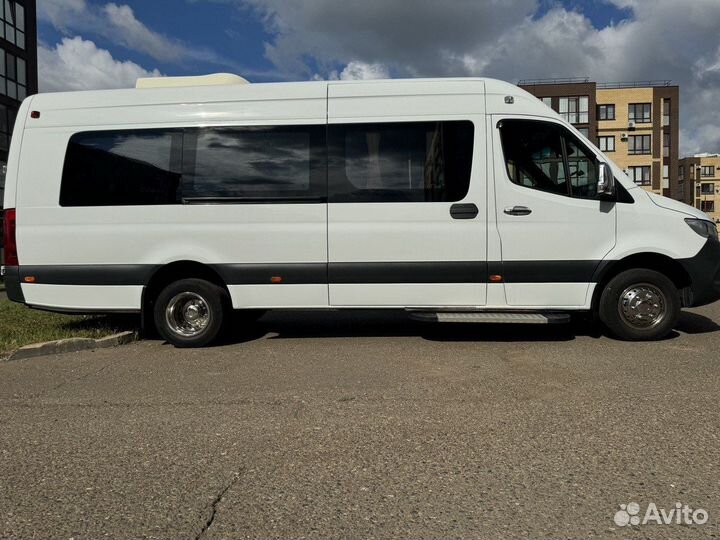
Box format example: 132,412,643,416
1,304,720,539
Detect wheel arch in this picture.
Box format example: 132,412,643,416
141,261,230,329
592,252,692,311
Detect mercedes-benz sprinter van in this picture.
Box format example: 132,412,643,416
2,76,719,346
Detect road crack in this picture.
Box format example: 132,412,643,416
196,468,245,540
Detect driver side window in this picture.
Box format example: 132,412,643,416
499,119,600,199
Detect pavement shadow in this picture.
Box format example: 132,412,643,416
676,310,720,335
232,310,595,344
154,307,720,347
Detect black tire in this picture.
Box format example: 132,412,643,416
598,268,680,341
153,278,228,348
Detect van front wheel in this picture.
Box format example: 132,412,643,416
598,269,680,341
153,278,228,347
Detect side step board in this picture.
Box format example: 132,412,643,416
408,312,571,324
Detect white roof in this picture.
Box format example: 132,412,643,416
27,76,539,121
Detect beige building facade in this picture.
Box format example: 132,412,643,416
596,84,678,198
520,79,679,198
678,154,720,224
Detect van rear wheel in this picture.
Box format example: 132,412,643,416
153,278,228,348
598,269,680,341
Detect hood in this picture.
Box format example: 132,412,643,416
646,192,712,221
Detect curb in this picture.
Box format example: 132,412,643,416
6,331,139,362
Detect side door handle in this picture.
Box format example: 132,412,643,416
504,205,532,216
450,203,479,220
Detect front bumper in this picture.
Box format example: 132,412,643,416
679,238,720,307
0,266,25,304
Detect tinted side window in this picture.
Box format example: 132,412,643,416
61,130,183,206
329,121,474,203
566,136,599,198
500,120,600,199
183,126,325,202
500,121,568,196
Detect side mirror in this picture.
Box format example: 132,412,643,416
597,162,615,197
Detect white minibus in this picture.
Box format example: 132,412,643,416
2,76,719,346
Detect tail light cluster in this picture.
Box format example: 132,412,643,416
2,208,18,266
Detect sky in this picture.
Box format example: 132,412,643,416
37,0,720,155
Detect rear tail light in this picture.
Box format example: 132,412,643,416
2,208,18,266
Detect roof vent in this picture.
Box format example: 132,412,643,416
136,73,250,89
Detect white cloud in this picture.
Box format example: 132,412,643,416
39,37,162,93
36,0,720,153
38,0,223,65
338,61,389,81
324,60,390,81
241,0,536,78
232,0,720,154
38,0,90,31
102,3,188,63
316,61,390,81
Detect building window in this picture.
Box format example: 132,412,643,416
598,104,615,120
679,165,684,181
701,183,715,195
0,103,11,153
0,51,27,100
701,200,715,213
702,165,715,177
541,97,552,108
663,132,670,157
577,127,589,138
559,96,589,124
678,183,685,198
0,1,26,50
628,134,651,155
663,165,669,179
663,100,670,126
628,165,651,185
628,103,652,123
598,136,615,152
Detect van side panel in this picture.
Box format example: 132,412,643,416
16,85,329,312
21,285,142,312
2,97,34,209
327,80,488,307
25,83,327,129
488,113,617,309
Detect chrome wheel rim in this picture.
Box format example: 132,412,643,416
165,292,211,338
618,283,666,329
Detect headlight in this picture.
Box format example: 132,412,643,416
685,218,719,241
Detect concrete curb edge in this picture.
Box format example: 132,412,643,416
6,331,139,362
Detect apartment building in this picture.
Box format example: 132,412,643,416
519,78,679,197
516,78,597,140
678,154,720,223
